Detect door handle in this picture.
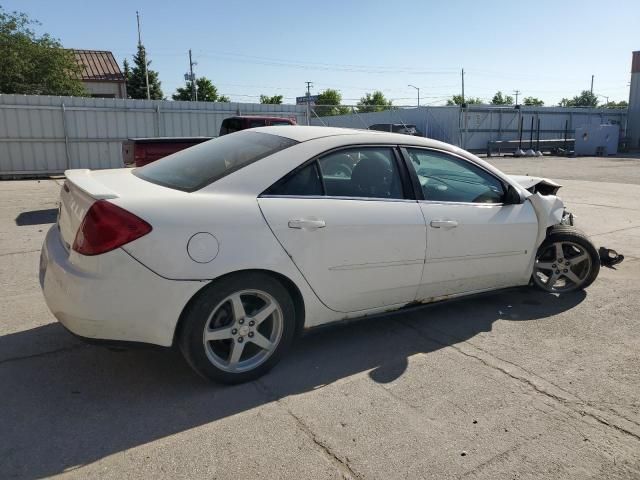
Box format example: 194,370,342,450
288,218,326,230
430,220,458,229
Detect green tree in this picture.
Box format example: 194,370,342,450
0,6,86,96
446,95,482,105
127,44,163,100
314,89,350,116
491,91,514,105
357,90,392,113
600,100,628,109
558,90,598,107
260,94,283,104
523,96,544,106
172,77,229,102
122,59,131,87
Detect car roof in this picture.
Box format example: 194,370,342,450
251,125,460,153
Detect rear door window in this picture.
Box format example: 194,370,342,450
318,147,404,199
264,147,406,200
134,131,298,192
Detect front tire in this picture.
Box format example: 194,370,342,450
532,226,600,293
179,272,296,384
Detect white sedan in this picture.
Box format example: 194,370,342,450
40,126,600,383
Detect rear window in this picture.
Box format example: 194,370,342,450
133,131,298,192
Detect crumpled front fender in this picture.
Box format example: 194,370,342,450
528,193,566,248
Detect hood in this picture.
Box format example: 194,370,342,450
508,175,562,195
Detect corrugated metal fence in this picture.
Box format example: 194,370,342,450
0,94,307,177
311,105,628,152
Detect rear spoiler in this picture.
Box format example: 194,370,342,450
64,169,119,200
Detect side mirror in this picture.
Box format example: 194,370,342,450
504,185,522,204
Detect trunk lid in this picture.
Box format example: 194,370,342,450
58,170,118,250
57,168,182,251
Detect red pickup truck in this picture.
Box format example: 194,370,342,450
123,116,296,167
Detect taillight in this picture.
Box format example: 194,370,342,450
72,200,152,256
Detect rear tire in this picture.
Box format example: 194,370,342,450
532,226,600,293
179,272,296,384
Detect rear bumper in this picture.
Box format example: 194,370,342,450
40,226,205,346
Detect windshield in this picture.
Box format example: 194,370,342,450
133,131,298,192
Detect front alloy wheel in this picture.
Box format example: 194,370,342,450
532,226,600,293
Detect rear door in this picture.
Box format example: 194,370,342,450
402,147,538,299
258,146,427,313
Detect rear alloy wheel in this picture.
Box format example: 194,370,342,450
532,227,600,293
179,273,296,383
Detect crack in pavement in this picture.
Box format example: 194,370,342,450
590,225,640,237
459,433,543,479
0,344,86,366
569,201,640,213
0,249,41,257
398,320,640,443
254,380,364,480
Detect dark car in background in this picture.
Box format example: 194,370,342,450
219,116,296,136
369,123,423,136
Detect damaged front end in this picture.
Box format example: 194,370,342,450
508,175,575,243
509,174,623,283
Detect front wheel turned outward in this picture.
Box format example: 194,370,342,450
532,226,600,293
179,273,297,384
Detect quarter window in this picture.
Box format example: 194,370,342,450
406,149,504,203
266,163,323,196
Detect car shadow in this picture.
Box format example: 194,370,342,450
14,208,57,226
0,287,585,479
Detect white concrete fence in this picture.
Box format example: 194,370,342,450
310,105,628,152
0,94,307,177
0,94,630,178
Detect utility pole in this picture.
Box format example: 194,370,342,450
461,68,465,104
188,49,197,101
513,89,521,106
136,11,151,100
408,84,420,107
305,81,313,126
590,75,594,95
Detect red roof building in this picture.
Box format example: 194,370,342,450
69,49,127,99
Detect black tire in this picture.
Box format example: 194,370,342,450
532,226,600,293
179,272,296,384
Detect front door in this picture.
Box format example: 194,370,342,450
402,147,538,299
258,146,427,313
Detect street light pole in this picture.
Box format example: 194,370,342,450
136,11,151,100
188,49,197,101
408,84,420,107
305,81,313,126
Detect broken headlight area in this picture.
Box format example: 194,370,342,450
561,209,575,226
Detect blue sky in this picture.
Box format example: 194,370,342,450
6,0,639,105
